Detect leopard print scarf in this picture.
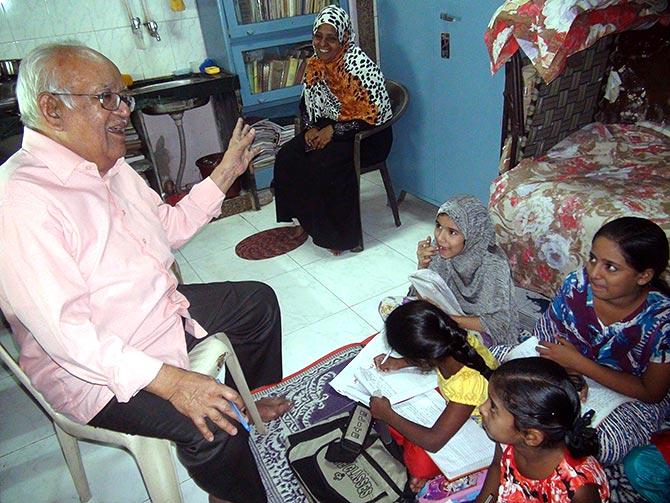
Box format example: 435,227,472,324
303,5,392,126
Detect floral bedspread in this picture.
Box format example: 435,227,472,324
485,0,668,82
489,122,670,297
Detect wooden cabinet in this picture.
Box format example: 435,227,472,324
197,0,347,117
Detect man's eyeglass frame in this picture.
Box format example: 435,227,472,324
50,91,135,112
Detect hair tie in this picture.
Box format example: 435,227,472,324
573,409,595,433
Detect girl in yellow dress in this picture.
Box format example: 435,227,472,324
370,299,498,491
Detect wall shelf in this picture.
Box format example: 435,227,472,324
197,0,347,117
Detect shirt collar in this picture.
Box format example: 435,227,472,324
21,127,123,184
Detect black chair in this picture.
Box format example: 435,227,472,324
354,79,409,249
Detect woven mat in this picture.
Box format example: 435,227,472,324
249,288,646,502
235,227,308,260
251,343,361,503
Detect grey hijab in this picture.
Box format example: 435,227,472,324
427,195,519,345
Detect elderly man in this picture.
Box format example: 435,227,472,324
0,43,290,503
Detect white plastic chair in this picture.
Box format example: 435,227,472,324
0,332,266,503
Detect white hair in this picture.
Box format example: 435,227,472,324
16,42,107,129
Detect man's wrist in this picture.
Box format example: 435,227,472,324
209,171,236,195
145,364,184,400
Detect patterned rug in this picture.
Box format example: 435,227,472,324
251,343,361,502
235,227,308,260
250,287,647,502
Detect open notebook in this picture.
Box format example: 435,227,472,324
505,336,635,426
330,332,438,405
394,390,495,480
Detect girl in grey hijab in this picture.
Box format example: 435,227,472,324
381,195,518,345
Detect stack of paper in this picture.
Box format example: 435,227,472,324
330,332,495,481
408,269,464,316
394,390,495,480
330,332,438,405
504,336,635,426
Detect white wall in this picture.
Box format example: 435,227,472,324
0,0,222,188
0,0,207,80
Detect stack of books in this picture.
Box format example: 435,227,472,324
123,124,153,184
248,118,296,169
235,0,334,24
245,47,312,94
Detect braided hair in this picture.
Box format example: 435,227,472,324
491,357,599,459
385,300,493,379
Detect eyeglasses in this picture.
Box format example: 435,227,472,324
50,91,136,112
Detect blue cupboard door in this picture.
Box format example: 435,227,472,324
376,1,504,204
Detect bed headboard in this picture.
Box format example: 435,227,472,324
501,22,670,169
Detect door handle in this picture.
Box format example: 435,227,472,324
440,13,460,22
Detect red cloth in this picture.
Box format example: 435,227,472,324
389,426,442,480
651,431,670,466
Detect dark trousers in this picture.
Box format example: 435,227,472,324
89,281,282,502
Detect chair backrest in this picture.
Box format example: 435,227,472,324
0,338,63,420
385,80,409,125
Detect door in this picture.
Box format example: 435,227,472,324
376,1,504,204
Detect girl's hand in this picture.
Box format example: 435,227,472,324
369,395,393,421
373,354,407,372
416,236,436,268
537,337,584,373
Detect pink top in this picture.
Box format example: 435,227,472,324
0,128,225,423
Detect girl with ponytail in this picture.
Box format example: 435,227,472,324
476,357,609,503
369,300,498,492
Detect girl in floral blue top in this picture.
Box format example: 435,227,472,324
535,217,670,465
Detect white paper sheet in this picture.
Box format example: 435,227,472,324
504,336,634,426
394,391,495,480
330,332,437,405
408,269,464,315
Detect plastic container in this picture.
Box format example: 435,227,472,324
195,152,242,198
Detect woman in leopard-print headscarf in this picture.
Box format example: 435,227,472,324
273,5,393,255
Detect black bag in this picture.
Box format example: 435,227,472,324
285,405,411,502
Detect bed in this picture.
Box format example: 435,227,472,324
484,0,670,298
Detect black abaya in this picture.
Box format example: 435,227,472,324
274,125,392,251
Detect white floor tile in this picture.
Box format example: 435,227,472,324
350,283,412,332
361,171,384,186
304,244,415,306
0,329,18,380
0,374,54,458
265,269,348,335
173,251,201,283
379,220,436,261
281,309,376,378
239,199,284,232
188,245,300,283
285,237,333,267
0,434,149,503
178,215,259,262
178,477,209,503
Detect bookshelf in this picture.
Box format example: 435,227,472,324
197,0,347,116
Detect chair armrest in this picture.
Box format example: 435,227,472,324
353,119,396,174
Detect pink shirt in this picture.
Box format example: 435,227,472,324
0,128,225,423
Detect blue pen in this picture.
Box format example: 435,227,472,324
216,378,251,432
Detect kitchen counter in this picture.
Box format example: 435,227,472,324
129,71,240,111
